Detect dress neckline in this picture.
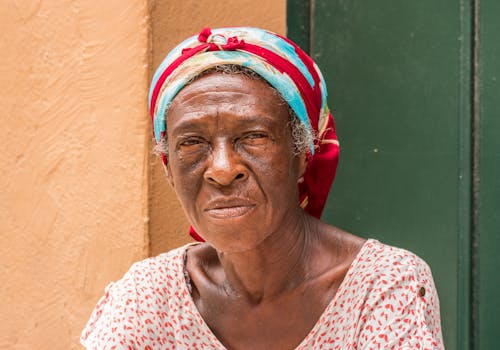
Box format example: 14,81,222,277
178,238,377,349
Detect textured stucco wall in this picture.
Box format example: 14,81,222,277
149,0,287,256
0,0,285,348
0,1,150,349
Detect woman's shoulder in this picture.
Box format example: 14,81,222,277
88,242,195,303
356,239,433,275
128,242,195,277
103,242,204,299
337,239,444,349
343,238,437,301
322,224,432,279
80,243,197,348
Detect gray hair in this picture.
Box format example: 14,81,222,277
154,64,313,156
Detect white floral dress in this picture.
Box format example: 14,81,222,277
81,239,444,349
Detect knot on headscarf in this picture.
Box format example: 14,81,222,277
182,27,246,54
149,27,340,242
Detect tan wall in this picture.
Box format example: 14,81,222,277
149,0,286,256
0,0,285,348
0,1,150,349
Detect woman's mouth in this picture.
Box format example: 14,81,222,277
204,198,256,219
205,205,255,219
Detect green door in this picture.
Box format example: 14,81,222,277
288,1,499,349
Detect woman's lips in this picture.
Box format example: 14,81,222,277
204,197,256,219
205,205,255,219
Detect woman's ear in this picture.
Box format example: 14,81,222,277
164,161,174,189
297,152,308,179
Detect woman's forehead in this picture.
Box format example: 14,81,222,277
167,74,290,134
170,73,285,112
179,72,276,95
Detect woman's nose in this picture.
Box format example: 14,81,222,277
204,142,248,186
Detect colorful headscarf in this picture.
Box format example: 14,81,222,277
149,27,340,241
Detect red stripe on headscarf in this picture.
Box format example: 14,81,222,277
149,43,210,118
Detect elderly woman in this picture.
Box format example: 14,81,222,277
81,27,444,349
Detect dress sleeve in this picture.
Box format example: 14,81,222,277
80,264,139,350
357,255,444,350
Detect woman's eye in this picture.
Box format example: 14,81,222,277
180,139,202,146
245,132,267,140
177,137,206,151
249,133,265,139
240,132,269,147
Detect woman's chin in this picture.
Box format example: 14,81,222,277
194,221,271,253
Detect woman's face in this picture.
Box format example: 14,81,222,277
165,72,307,252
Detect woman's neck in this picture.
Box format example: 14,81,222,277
215,209,320,303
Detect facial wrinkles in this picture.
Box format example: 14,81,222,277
169,118,254,226
224,116,290,190
172,84,258,111
207,133,242,188
166,73,305,250
171,112,292,189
